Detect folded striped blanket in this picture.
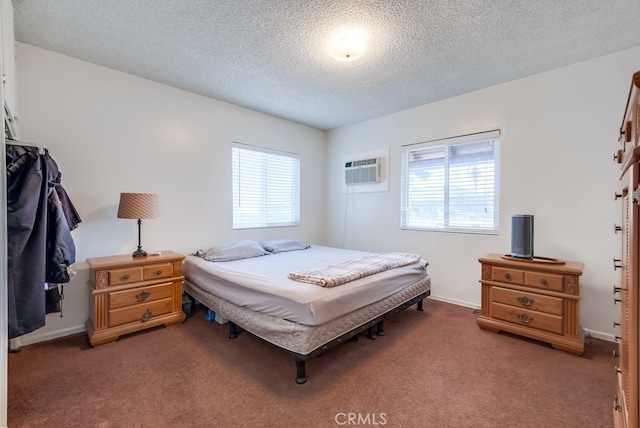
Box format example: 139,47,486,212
288,252,427,287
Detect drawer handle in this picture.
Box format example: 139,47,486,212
613,258,622,270
141,308,152,322
504,273,511,280
516,296,534,306
539,279,547,285
156,270,162,275
123,274,130,280
135,291,151,302
515,313,533,324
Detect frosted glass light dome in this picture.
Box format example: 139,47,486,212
327,25,369,61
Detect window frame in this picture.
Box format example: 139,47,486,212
232,142,301,230
400,130,500,234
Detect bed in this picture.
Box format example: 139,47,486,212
182,240,431,384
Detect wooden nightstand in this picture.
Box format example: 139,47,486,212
477,253,584,355
86,250,186,346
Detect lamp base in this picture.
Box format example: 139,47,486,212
132,247,147,258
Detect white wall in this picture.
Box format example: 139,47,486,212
13,41,640,345
327,46,640,340
13,43,328,346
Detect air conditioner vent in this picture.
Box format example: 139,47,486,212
345,157,381,185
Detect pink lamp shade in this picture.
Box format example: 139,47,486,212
117,193,159,220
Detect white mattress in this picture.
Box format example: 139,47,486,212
183,245,429,326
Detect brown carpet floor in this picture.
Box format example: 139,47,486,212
8,299,616,428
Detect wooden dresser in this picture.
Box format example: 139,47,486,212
477,253,584,355
86,250,186,346
613,70,640,428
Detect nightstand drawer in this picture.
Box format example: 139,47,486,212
491,286,563,315
492,267,524,285
491,302,562,335
143,263,174,280
108,267,143,286
109,298,173,327
108,282,173,310
524,271,564,292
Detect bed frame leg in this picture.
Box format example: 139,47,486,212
295,357,307,384
376,320,385,336
417,300,424,312
228,322,238,339
367,326,377,340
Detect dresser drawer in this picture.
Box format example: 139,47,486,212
492,267,524,285
108,267,143,286
108,282,173,310
109,298,173,327
490,302,563,335
143,262,174,281
491,286,563,315
524,271,564,292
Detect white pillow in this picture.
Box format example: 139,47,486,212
262,239,311,254
195,240,269,262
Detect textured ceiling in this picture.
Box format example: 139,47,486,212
11,0,640,130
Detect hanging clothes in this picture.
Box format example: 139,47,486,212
6,144,80,338
54,172,81,231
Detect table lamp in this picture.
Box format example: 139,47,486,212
117,192,159,257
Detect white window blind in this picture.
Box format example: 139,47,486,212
232,142,300,229
400,130,500,234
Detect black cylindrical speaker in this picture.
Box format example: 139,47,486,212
511,214,534,259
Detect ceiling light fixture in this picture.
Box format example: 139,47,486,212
328,25,369,62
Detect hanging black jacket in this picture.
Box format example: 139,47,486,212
46,187,75,284
6,145,78,338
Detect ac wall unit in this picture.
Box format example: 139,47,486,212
345,157,381,185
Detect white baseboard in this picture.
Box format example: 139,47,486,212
11,325,86,348
9,301,617,347
427,294,480,311
584,328,615,342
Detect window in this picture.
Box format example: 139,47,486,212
400,130,500,234
232,142,300,229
